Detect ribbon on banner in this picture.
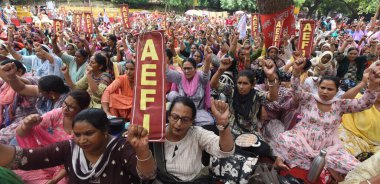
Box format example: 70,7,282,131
260,6,295,48
297,20,316,59
131,30,166,142
120,4,130,29
251,13,260,38
53,19,63,33
272,19,284,48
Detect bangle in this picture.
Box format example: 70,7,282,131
136,150,152,162
367,180,372,184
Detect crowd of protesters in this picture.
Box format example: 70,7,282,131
0,2,380,184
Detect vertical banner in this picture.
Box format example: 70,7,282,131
53,19,63,33
272,19,284,48
260,6,295,48
120,4,130,29
74,13,82,32
131,30,166,142
251,13,260,37
84,12,93,34
297,20,316,58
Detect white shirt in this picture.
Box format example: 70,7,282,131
164,126,234,181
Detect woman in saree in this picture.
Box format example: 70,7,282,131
0,109,157,183
0,62,69,145
166,46,212,126
274,58,380,182
13,90,91,184
101,61,135,120
0,59,36,129
209,58,279,183
63,53,112,108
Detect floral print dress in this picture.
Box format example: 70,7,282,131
274,77,378,174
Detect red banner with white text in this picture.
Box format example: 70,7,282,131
260,6,295,49
131,30,166,142
120,5,131,29
297,20,316,59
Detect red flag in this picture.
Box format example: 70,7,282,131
131,30,166,142
120,5,130,29
297,20,316,59
251,13,260,38
260,6,295,48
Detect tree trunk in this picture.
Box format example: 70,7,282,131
257,0,294,14
338,0,358,22
306,0,323,19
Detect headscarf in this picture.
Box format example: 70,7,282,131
232,88,256,119
66,43,78,51
314,51,333,76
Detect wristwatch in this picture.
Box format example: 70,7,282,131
217,123,229,131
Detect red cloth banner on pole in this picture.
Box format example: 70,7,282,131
120,4,130,29
260,6,295,48
84,12,93,34
131,30,166,142
73,13,82,32
297,20,316,59
53,19,63,33
272,19,284,48
251,13,260,38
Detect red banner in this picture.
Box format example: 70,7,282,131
73,13,82,32
251,13,260,37
260,6,295,48
53,19,63,33
297,20,316,59
84,13,93,34
272,19,284,48
131,30,166,142
120,5,131,29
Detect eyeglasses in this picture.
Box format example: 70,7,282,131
62,101,76,112
169,114,193,125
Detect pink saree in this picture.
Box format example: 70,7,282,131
15,108,71,184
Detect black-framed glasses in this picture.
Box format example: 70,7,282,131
62,101,76,112
169,114,193,125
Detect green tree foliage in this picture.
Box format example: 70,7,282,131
301,0,378,18
219,0,256,11
111,0,149,5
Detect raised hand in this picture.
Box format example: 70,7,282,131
0,63,18,80
61,64,69,76
23,114,43,128
5,41,14,52
204,45,213,62
85,65,93,76
292,57,306,75
127,125,150,155
263,59,277,80
211,99,230,126
219,57,233,71
367,62,380,91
